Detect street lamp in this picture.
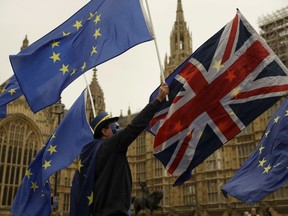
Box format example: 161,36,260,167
51,100,65,212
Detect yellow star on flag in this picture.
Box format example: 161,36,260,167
94,14,101,24
93,28,102,39
258,158,266,167
43,160,52,169
88,12,96,20
73,20,83,30
31,181,39,192
274,116,280,124
263,164,272,174
9,88,16,95
70,68,77,76
91,46,97,56
77,160,84,172
51,41,60,48
62,32,70,37
87,191,93,206
60,64,69,75
51,133,56,140
259,145,265,154
25,169,33,179
47,144,57,155
50,52,61,63
81,62,86,71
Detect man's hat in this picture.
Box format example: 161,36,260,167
90,111,119,136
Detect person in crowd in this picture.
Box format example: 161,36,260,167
250,207,259,216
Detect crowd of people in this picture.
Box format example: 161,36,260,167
243,206,273,216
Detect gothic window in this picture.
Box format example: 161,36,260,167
136,133,145,155
154,158,163,177
0,117,42,207
183,184,196,205
136,162,146,181
238,143,255,165
207,180,218,203
205,151,222,171
63,193,70,211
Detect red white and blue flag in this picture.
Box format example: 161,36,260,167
149,10,288,186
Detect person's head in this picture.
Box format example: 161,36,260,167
243,211,249,216
251,208,257,214
90,112,120,139
265,206,272,212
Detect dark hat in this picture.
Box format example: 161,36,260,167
90,111,119,136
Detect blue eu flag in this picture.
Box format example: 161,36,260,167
70,140,102,216
222,97,288,203
0,75,23,118
10,0,152,113
12,146,51,216
41,89,94,183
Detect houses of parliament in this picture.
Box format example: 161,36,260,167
1,1,288,215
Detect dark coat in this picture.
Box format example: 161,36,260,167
92,100,161,216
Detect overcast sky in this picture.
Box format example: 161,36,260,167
0,0,287,117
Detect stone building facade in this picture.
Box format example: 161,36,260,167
1,2,288,216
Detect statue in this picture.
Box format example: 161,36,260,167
132,181,163,215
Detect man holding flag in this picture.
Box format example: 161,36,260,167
70,83,169,216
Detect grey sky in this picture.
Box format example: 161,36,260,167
0,0,287,116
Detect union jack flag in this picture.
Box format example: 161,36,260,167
149,10,288,186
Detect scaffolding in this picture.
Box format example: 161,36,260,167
258,6,288,67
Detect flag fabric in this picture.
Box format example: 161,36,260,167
70,140,102,216
0,75,23,118
0,106,6,118
12,88,93,216
10,0,152,113
221,97,288,203
12,146,51,216
41,89,94,184
149,10,288,186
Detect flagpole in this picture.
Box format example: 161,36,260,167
83,73,96,118
144,0,169,101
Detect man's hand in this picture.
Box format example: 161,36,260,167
156,83,169,102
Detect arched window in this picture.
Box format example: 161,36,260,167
0,116,43,207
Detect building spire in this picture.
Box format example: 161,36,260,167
163,0,192,79
176,0,184,23
21,35,29,51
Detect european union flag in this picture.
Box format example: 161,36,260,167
70,140,102,216
0,75,23,118
10,0,152,113
222,97,288,203
41,89,94,183
12,146,51,216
